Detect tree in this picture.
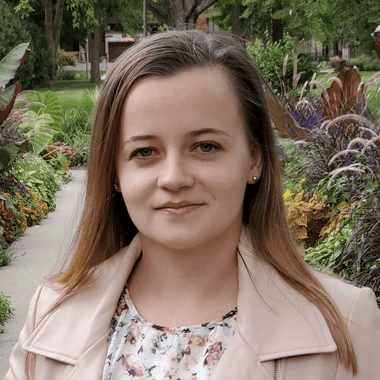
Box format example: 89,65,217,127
210,0,286,42
68,0,143,83
15,0,64,78
1,0,53,89
213,0,380,58
147,0,218,29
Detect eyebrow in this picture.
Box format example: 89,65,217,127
188,128,232,138
123,128,232,147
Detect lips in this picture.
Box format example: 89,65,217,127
155,201,204,215
156,201,204,210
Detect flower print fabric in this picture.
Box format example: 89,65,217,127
103,286,237,380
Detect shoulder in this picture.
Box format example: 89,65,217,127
314,271,378,320
34,247,131,319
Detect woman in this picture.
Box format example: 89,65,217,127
5,30,380,380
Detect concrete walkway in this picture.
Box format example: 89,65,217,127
0,169,86,378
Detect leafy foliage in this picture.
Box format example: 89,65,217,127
0,292,12,333
0,43,30,171
16,91,63,154
0,244,12,267
284,188,330,247
280,68,380,303
55,49,77,71
9,153,63,209
247,32,297,93
0,0,53,89
347,56,380,72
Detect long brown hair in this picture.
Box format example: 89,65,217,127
52,30,356,373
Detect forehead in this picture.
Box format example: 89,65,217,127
125,66,239,108
120,67,246,140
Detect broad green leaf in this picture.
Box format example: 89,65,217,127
0,84,16,110
0,148,10,170
0,141,23,170
17,110,55,154
0,194,14,209
0,43,29,90
36,91,63,131
57,152,68,169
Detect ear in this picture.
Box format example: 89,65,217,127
247,148,263,184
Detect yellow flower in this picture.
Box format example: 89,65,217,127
283,190,292,200
300,178,306,184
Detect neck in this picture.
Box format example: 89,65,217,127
126,226,241,325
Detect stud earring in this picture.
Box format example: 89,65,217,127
113,183,118,191
252,176,258,183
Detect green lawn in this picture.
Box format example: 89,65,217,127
26,72,106,113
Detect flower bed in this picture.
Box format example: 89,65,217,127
0,153,70,259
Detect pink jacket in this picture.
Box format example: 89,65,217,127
5,232,380,379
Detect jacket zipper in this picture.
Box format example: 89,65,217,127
274,359,280,380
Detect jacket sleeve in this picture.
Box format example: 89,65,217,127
4,285,44,380
336,286,380,379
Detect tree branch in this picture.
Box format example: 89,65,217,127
184,1,197,21
146,0,168,21
196,0,218,16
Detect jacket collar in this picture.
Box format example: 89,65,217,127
24,229,336,367
236,228,336,362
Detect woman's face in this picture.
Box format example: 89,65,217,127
116,67,262,250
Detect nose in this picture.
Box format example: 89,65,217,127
156,154,194,192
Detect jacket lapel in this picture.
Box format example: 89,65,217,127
211,229,337,380
23,235,142,375
234,229,336,362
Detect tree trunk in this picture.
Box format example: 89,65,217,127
260,22,267,49
231,3,241,36
147,0,217,29
272,19,283,42
44,0,64,73
90,26,102,84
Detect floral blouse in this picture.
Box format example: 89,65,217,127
102,286,237,380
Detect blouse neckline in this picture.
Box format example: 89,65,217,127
124,286,238,334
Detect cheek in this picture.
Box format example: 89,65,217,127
118,169,155,206
207,168,249,201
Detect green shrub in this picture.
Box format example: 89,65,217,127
55,71,77,81
303,229,351,271
0,292,12,333
55,107,91,142
55,71,91,81
10,153,64,210
346,55,380,72
25,23,54,88
246,33,315,93
56,49,77,71
0,0,53,89
0,244,12,267
66,132,90,167
315,60,331,71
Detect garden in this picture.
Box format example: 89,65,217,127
0,45,98,331
1,34,380,330
248,34,380,306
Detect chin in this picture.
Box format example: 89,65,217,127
143,225,234,252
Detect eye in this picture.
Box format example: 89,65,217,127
132,148,155,159
196,142,219,153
